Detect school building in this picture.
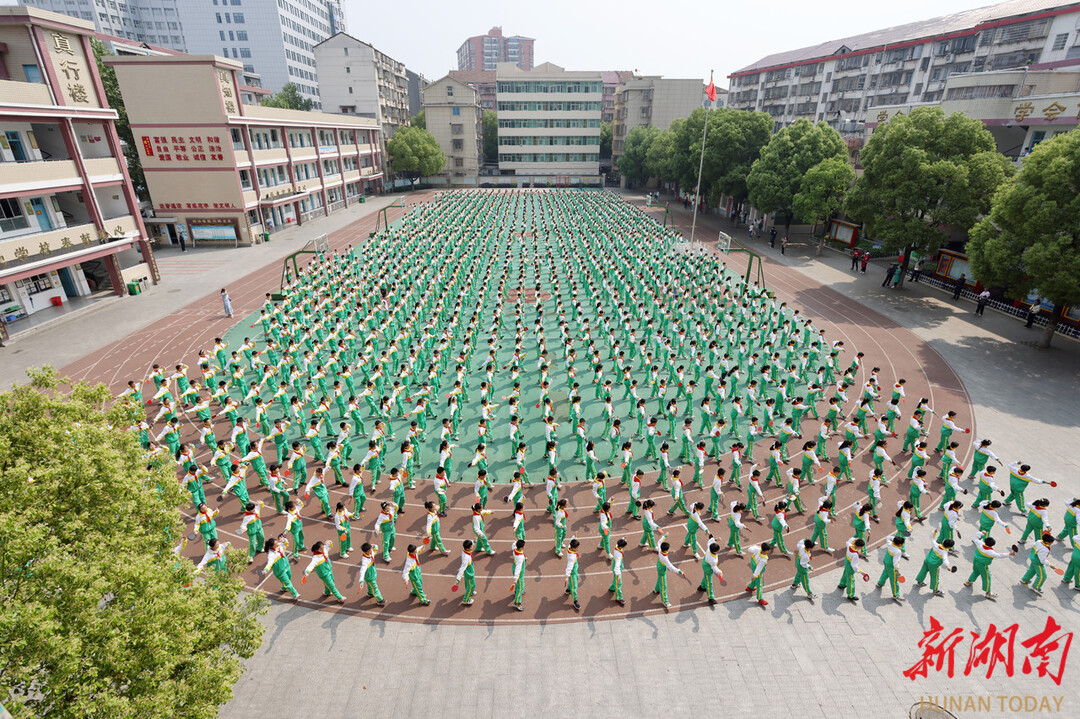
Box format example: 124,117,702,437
0,6,157,339
105,52,384,248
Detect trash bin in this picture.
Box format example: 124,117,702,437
359,196,365,204
50,296,63,307
126,281,140,295
262,232,270,243
137,278,148,293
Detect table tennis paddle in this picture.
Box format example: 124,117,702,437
451,583,459,592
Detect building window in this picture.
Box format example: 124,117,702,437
239,48,251,58
451,124,463,135
22,64,43,83
447,85,454,96
0,197,30,233
233,13,244,23
452,106,460,116
1052,33,1069,51
452,139,463,150
454,157,464,167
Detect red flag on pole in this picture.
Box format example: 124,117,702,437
705,73,717,103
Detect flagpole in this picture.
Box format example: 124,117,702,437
689,70,713,246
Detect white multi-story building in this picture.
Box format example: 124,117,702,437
611,76,710,159
19,0,341,107
0,7,157,339
496,62,602,182
727,0,1080,153
314,33,411,146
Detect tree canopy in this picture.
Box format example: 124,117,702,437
0,369,265,718
482,110,498,163
792,155,855,255
600,122,613,160
646,125,679,184
673,108,773,206
747,119,848,232
91,40,146,199
967,129,1080,348
616,125,659,185
260,83,314,111
410,110,426,130
845,106,1013,286
386,125,445,185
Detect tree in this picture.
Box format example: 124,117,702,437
482,110,498,163
646,126,679,184
91,40,146,198
792,156,856,256
672,108,773,207
410,110,426,130
0,369,266,719
845,106,1014,288
599,122,613,160
616,125,659,186
260,83,314,111
747,118,848,235
386,125,445,186
967,130,1080,349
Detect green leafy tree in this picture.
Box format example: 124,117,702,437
967,130,1080,349
410,110,426,130
482,110,498,163
260,82,314,111
0,369,266,719
792,156,856,255
673,108,773,207
747,118,848,235
386,125,445,186
646,126,679,183
91,40,146,198
616,125,659,186
599,121,613,160
845,106,1014,288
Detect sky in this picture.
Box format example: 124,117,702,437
343,0,1010,83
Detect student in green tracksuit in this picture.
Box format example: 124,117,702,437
1004,461,1049,512
964,537,1014,600
455,540,477,606
1059,499,1080,540
357,543,385,606
1019,533,1056,595
1062,534,1080,591
654,541,685,608
284,499,305,559
262,535,299,599
374,501,398,562
423,502,449,554
511,540,527,610
609,539,627,606
791,538,816,601
838,538,866,601
402,544,429,606
915,538,954,596
746,542,772,607
770,501,790,555
565,539,581,611
1020,498,1051,543
302,541,345,602
184,466,208,507
727,502,747,555
699,536,723,603
876,535,906,601
239,501,265,564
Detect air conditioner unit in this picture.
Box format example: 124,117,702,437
945,53,955,63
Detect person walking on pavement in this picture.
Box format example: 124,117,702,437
910,259,923,283
951,274,966,300
771,227,778,247
780,237,788,255
1025,301,1041,328
882,264,897,288
975,289,991,316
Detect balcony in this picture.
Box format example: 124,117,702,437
0,80,53,107
0,160,80,195
84,157,123,181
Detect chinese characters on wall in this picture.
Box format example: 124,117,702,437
141,135,225,163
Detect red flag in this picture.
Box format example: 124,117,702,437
705,74,717,103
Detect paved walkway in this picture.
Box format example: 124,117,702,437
218,195,1079,719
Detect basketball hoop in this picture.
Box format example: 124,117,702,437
717,231,732,254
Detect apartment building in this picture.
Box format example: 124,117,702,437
449,70,497,111
422,76,482,180
611,76,710,158
406,69,430,117
727,0,1080,152
106,53,382,248
19,0,342,107
0,6,156,336
457,27,534,72
496,62,602,182
314,33,411,148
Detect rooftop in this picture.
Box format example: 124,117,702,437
730,0,1080,76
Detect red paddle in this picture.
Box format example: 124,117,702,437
451,583,459,592
1050,481,1058,487
301,576,307,585
422,537,430,545
340,533,347,541
898,574,906,583
861,572,870,582
1051,566,1065,576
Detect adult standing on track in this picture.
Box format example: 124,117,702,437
221,288,234,318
